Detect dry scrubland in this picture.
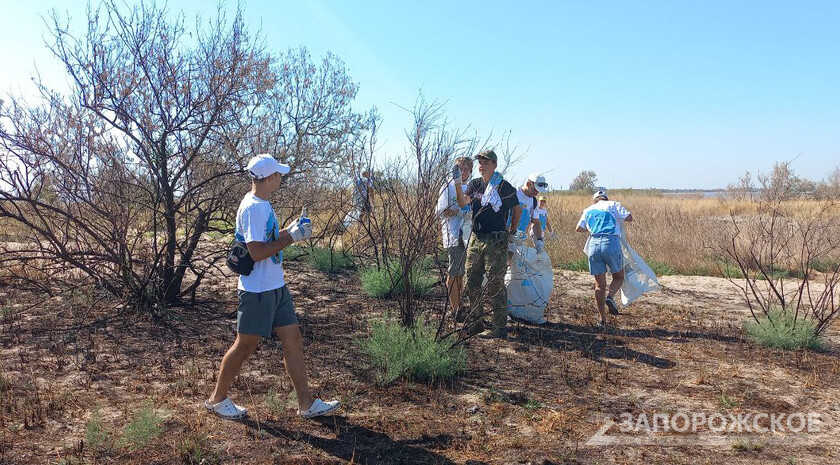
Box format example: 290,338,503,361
2,194,840,464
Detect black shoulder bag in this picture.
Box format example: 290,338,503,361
226,239,255,276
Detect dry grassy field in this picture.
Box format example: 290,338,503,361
542,193,840,277
1,194,839,464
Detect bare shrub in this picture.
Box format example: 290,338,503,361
354,95,477,328
726,171,756,201
717,194,840,338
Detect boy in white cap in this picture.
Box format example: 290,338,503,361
575,189,633,326
206,154,340,420
508,173,549,261
531,195,554,240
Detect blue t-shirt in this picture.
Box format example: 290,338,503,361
577,200,631,236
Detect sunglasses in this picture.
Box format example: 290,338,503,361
536,182,548,188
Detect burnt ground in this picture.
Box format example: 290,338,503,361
1,262,839,464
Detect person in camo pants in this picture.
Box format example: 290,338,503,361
454,150,521,340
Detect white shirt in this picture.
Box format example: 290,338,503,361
511,188,539,233
235,193,286,292
436,180,470,248
577,200,631,237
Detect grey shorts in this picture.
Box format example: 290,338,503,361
237,286,298,337
447,242,467,276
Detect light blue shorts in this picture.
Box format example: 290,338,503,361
587,235,623,275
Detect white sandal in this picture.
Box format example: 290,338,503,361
297,399,340,419
204,397,248,420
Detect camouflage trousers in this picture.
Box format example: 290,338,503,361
464,230,509,333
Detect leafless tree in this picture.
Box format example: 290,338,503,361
0,2,365,314
354,95,477,328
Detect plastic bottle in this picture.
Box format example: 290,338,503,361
299,206,310,226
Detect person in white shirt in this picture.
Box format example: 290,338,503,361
206,154,340,420
575,189,633,327
436,156,473,320
530,195,554,240
508,173,549,262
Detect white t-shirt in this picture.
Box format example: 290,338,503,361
577,200,631,237
510,188,539,233
235,193,286,292
436,180,471,248
533,207,548,230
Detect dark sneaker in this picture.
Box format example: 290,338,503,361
596,318,615,333
479,328,508,340
453,307,469,323
605,296,619,315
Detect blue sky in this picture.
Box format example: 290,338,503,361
2,0,838,189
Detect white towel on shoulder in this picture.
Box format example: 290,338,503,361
481,172,504,212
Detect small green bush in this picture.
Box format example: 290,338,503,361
717,261,745,279
359,316,466,385
718,393,739,410
120,401,167,450
264,387,283,416
84,409,110,453
744,308,825,351
648,261,676,276
688,264,714,276
177,432,220,465
282,244,306,261
809,258,840,273
1,306,17,323
307,246,354,273
360,261,436,298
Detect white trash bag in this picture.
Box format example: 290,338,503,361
618,232,661,306
505,244,553,324
342,207,362,229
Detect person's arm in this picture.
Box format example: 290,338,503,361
456,179,470,208
531,218,543,240
508,204,523,235
246,230,295,262
575,212,588,233
435,183,457,218
616,202,633,223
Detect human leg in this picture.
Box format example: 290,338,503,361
209,333,260,404
594,274,608,323
484,235,509,337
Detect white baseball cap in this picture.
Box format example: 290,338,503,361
246,154,290,179
527,173,548,193
593,189,608,201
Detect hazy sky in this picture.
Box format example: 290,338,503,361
1,0,838,189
